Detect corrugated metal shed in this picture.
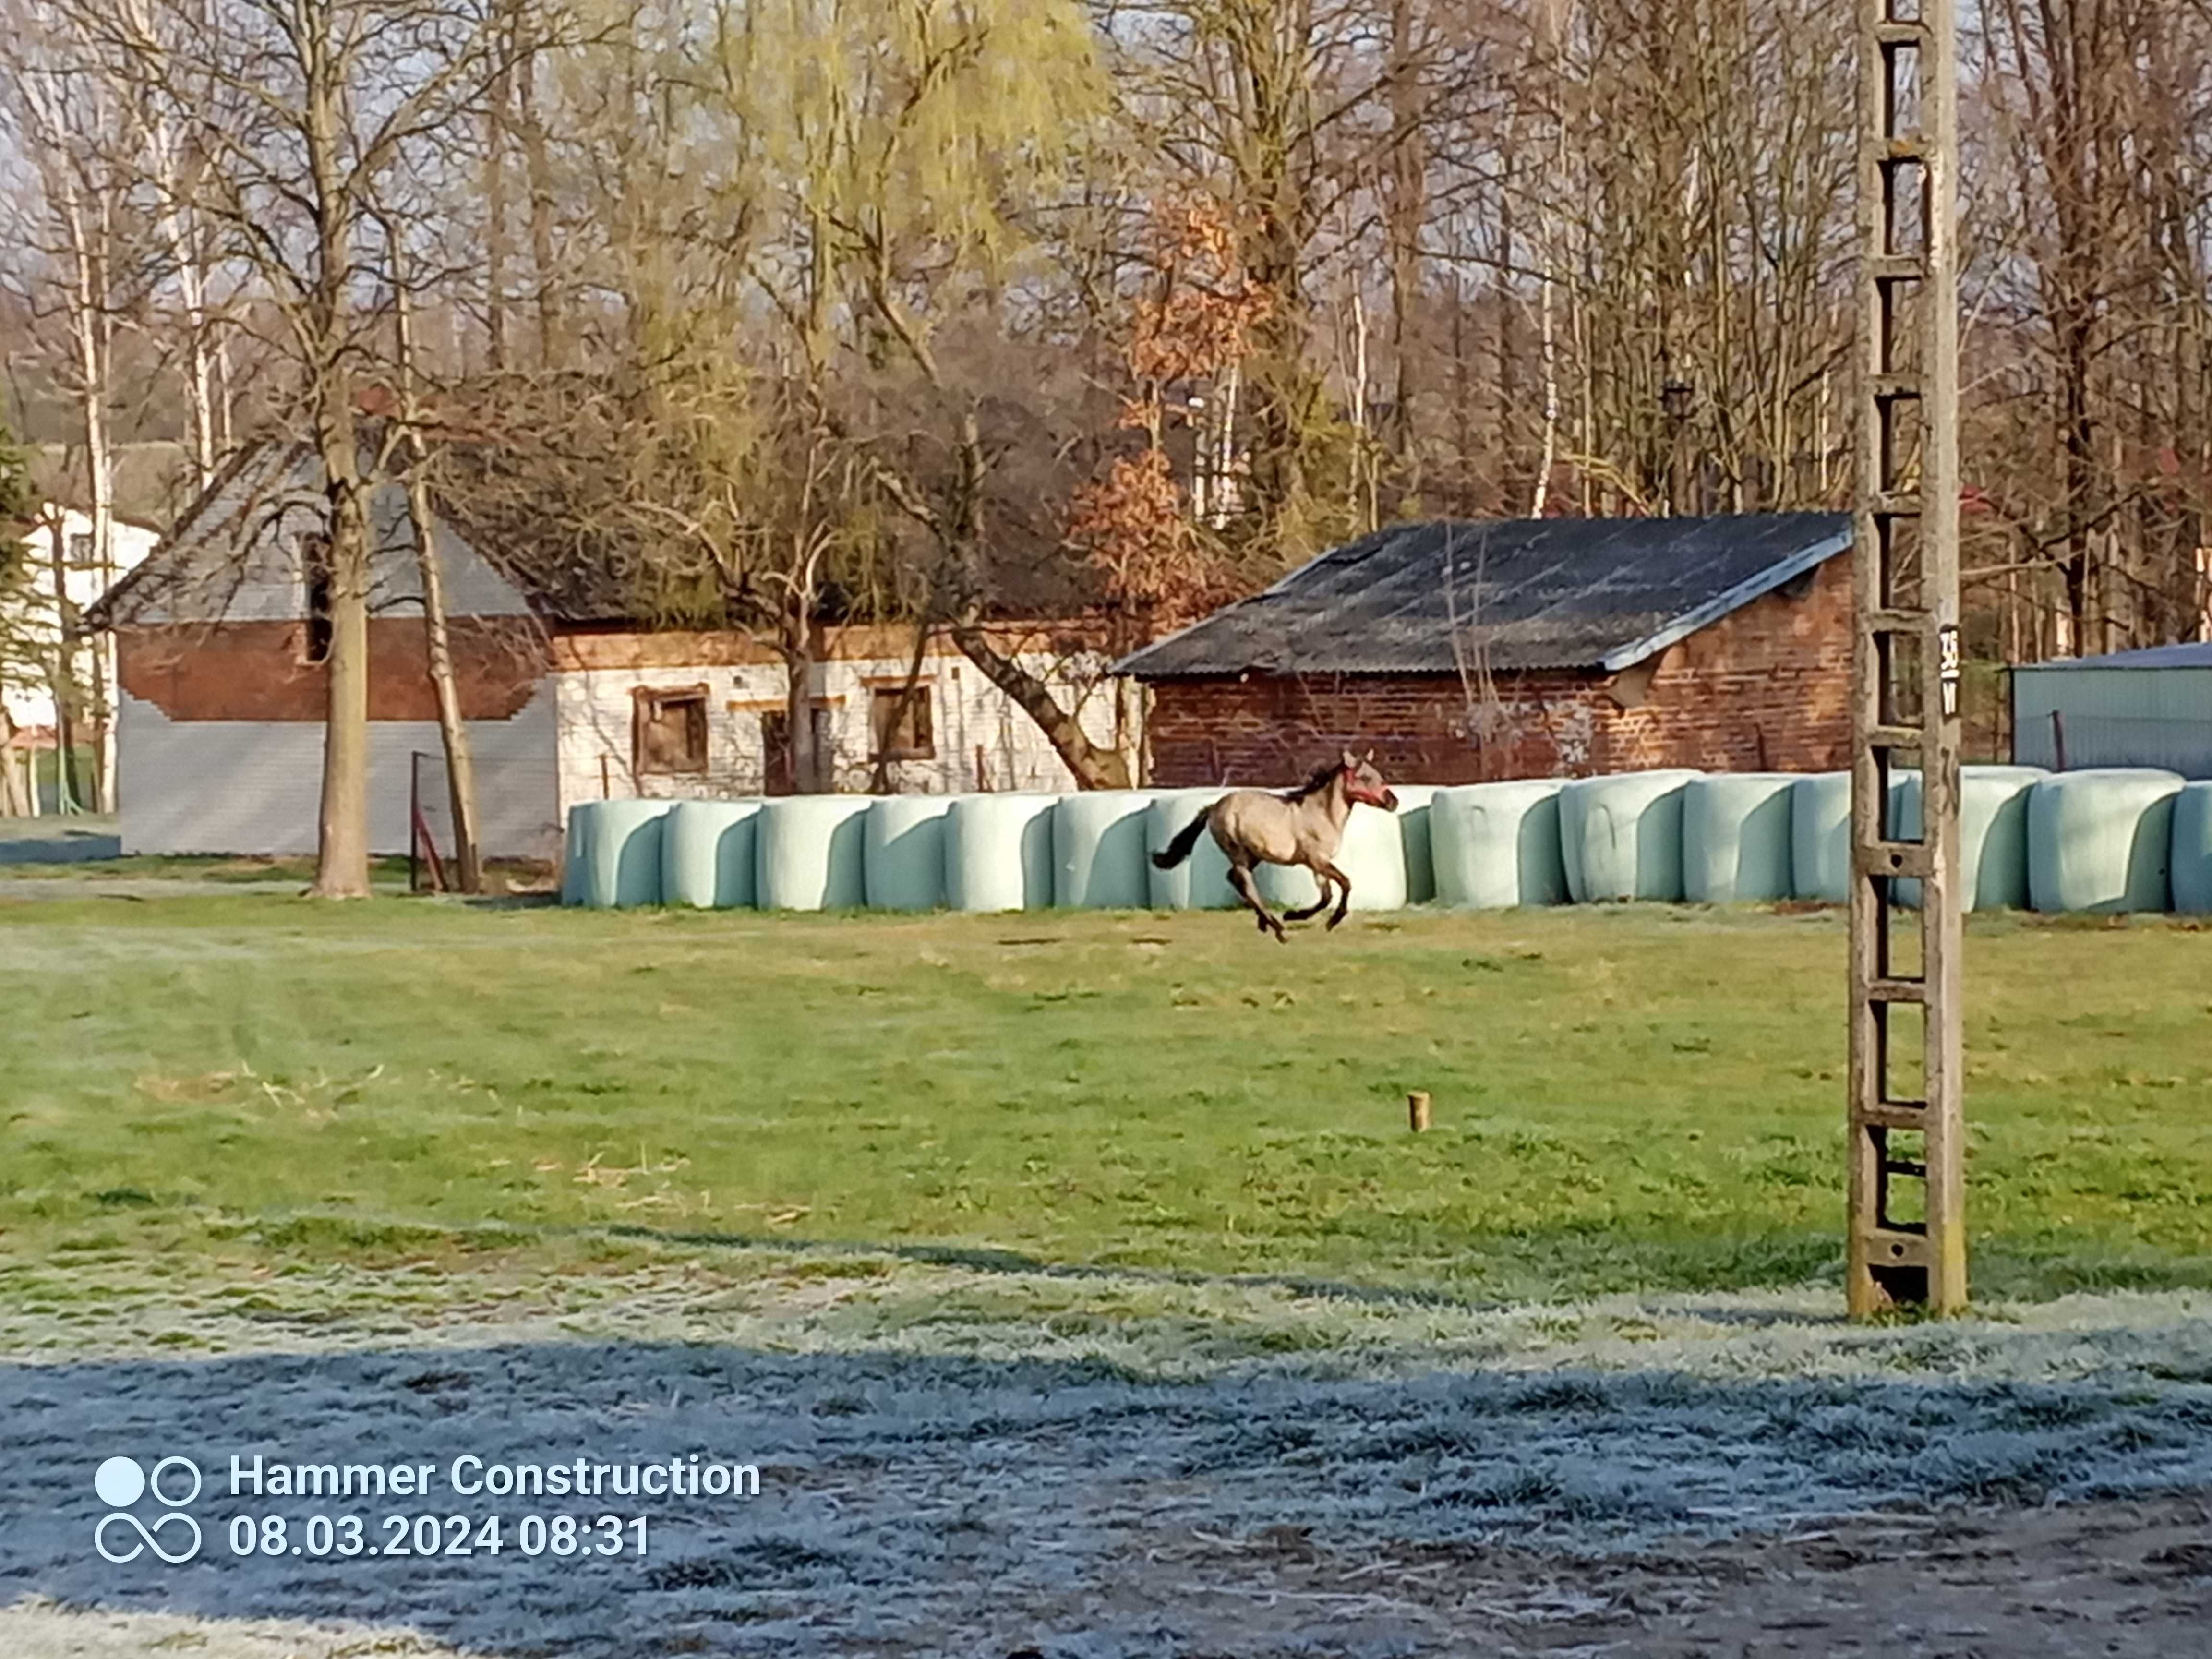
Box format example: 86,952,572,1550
2011,642,2212,778
1113,512,1853,679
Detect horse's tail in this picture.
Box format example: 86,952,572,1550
1151,808,1213,870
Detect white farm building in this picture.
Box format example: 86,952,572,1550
89,442,1132,860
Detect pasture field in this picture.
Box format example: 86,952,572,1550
7,882,2212,1657
4,891,2212,1318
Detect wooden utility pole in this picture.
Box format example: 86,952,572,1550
1849,0,1966,1314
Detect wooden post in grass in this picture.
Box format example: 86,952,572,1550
1407,1091,1431,1133
1848,0,1967,1316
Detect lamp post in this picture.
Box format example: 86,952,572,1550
1660,379,1695,516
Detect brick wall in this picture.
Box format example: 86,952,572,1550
117,619,549,722
1145,553,1853,785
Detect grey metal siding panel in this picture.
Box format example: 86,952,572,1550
2012,665,2212,778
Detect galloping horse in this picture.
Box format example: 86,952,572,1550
1151,750,1400,941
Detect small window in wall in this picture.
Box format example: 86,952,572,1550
635,685,710,775
761,704,838,794
870,683,935,762
67,532,98,567
300,534,333,665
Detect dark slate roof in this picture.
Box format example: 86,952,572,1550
1115,512,1854,678
2013,642,2212,671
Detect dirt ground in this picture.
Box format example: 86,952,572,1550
1069,1496,2212,1659
9,1497,2209,1657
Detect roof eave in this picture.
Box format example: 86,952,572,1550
1594,525,1852,673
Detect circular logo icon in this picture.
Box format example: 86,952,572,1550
93,1456,145,1508
93,1453,203,1564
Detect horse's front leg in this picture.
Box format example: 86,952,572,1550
1281,865,1335,924
1228,862,1288,942
1317,859,1353,930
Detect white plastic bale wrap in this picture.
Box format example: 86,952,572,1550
864,795,957,911
1145,789,1237,910
560,802,598,906
1559,770,1701,902
1052,792,1155,908
1788,774,1851,902
660,800,763,909
1683,774,1798,903
1253,801,1408,913
2173,782,2212,915
1429,781,1568,909
1891,764,2046,912
945,794,1060,912
756,795,873,911
1391,783,1442,904
2027,768,2186,914
580,799,676,908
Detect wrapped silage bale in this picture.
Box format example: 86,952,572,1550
1560,769,1701,902
864,795,957,911
560,802,598,906
1146,789,1237,910
1253,800,1408,913
1790,772,1852,902
945,793,1060,912
1052,791,1155,908
577,798,676,908
2027,768,2185,914
1683,774,1799,903
1892,765,2046,912
661,799,763,909
1431,781,1568,909
756,795,872,911
2172,782,2212,915
1392,783,1442,905
1792,771,1927,903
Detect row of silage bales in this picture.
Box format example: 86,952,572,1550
565,766,2212,915
945,793,1058,912
1429,780,1568,907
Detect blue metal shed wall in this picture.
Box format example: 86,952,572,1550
2012,664,2212,778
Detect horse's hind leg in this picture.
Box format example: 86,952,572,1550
1317,860,1353,930
1229,861,1287,942
1281,867,1335,924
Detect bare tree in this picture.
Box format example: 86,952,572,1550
78,0,526,893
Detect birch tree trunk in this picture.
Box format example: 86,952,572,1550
393,258,484,891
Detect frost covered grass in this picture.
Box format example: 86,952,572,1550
8,1256,2212,1657
3,893,2210,1310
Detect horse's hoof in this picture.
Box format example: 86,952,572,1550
1326,914,1345,931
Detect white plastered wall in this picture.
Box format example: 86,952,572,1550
554,649,1128,814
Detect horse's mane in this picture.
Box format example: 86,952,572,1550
1281,759,1346,802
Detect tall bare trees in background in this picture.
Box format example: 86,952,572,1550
5,0,2212,864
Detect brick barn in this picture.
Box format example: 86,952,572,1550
89,441,1127,859
1118,513,1855,785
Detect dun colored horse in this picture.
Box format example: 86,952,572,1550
1152,750,1400,940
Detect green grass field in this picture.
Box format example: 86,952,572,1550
4,891,2209,1321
